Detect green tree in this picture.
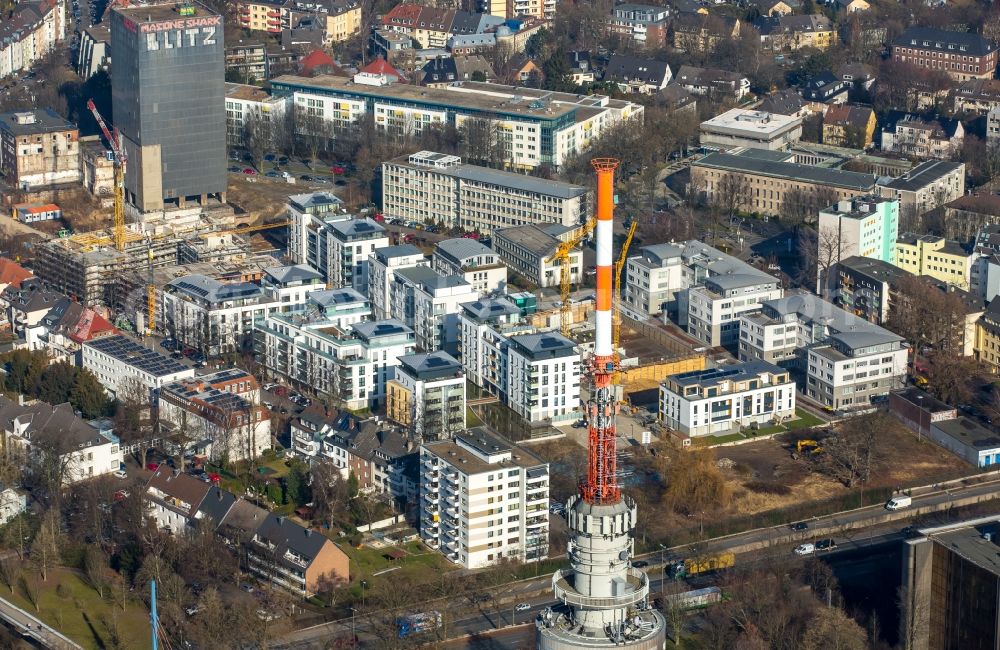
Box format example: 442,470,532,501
542,49,575,93
70,369,109,419
284,462,311,507
2,349,46,395
35,361,76,405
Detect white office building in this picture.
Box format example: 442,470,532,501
420,429,549,569
381,151,588,234
82,334,194,402
368,244,428,320
681,266,783,350
699,108,803,151
432,238,508,295
624,243,687,316
389,266,478,354
659,361,796,437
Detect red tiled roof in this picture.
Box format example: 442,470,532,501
360,56,405,81
0,258,32,289
299,49,336,75
67,308,116,343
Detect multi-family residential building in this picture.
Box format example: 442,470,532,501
739,292,908,409
419,429,549,568
806,325,908,411
976,300,1000,372
76,24,110,79
0,109,80,190
381,151,587,234
816,196,899,290
623,243,686,317
822,104,877,148
875,160,966,219
492,224,581,288
0,0,66,80
288,195,389,292
690,150,877,219
891,27,998,81
257,309,415,409
607,3,670,48
144,466,217,533
953,78,1000,115
389,266,478,354
680,265,783,350
603,54,672,94
659,361,796,437
0,396,122,484
505,332,581,424
269,76,643,170
379,4,512,47
754,14,834,51
161,269,319,358
244,511,350,596
831,256,912,324
432,239,507,294
159,369,271,462
458,296,533,391
672,12,740,53
237,0,361,44
82,334,194,402
224,83,290,148
368,245,428,320
387,351,466,441
881,112,964,160
699,109,802,152
894,234,974,289
675,65,750,101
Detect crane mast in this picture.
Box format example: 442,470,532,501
86,99,127,252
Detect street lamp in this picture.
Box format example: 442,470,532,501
659,543,667,593
350,607,357,648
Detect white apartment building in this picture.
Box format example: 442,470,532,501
82,334,194,402
738,293,908,410
699,109,803,152
256,313,415,410
287,192,389,293
0,396,122,484
420,430,549,569
158,369,271,463
816,196,899,281
492,224,582,289
432,238,507,295
387,351,466,441
270,75,643,170
624,243,687,316
0,0,66,80
368,244,428,320
161,268,322,358
506,332,581,424
381,150,588,234
458,296,534,392
681,269,783,350
389,266,478,354
659,361,796,437
224,83,290,148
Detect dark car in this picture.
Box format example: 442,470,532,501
300,175,313,181
790,521,809,531
631,560,649,568
815,539,837,551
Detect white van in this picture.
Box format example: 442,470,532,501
885,495,912,511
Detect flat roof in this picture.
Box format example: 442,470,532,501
508,332,577,359
934,417,1000,450
85,334,190,377
494,224,561,257
0,108,76,136
877,160,965,192
695,150,876,190
700,108,802,139
114,0,220,22
398,350,462,380
667,360,787,390
759,292,903,345
892,387,955,414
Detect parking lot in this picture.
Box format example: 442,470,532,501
227,152,351,188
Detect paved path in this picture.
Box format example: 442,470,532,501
0,596,83,649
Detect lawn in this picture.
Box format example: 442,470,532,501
786,408,824,430
466,406,483,427
692,432,745,447
340,540,458,595
1,568,151,650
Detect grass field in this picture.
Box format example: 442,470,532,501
1,568,151,650
341,540,459,596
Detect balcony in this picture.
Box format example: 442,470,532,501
552,568,650,610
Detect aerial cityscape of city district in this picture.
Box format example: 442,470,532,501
5,0,1000,647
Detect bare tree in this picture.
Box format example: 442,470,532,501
815,221,855,298
32,509,62,582
242,106,272,170
898,582,930,650
115,375,157,471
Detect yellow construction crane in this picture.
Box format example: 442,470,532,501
222,220,291,236
86,99,126,252
546,218,595,336
613,220,638,350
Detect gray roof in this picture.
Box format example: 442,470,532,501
84,334,190,377
195,486,238,524
460,296,521,321
288,191,342,212
255,513,334,565
168,274,264,303
494,224,561,257
667,360,788,389
759,292,902,343
309,287,367,308
508,332,577,359
398,350,462,380
352,318,412,341
837,255,912,285
695,150,876,190
327,217,386,240
0,108,76,136
933,417,1000,450
396,265,471,292
391,154,586,200
373,244,423,264
436,237,494,262
264,264,323,284
877,160,965,192
0,395,117,449
605,54,671,86
706,272,778,291
893,27,996,57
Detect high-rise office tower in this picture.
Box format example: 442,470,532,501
110,1,226,212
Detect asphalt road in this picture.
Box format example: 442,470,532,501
275,476,1000,649
0,596,82,649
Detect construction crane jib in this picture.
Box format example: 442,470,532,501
86,99,127,252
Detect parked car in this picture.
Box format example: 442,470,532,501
113,470,128,479
794,543,815,556
515,603,531,612
631,560,649,568
330,165,346,174
146,463,159,471
790,521,809,531
815,539,837,551
262,382,277,391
